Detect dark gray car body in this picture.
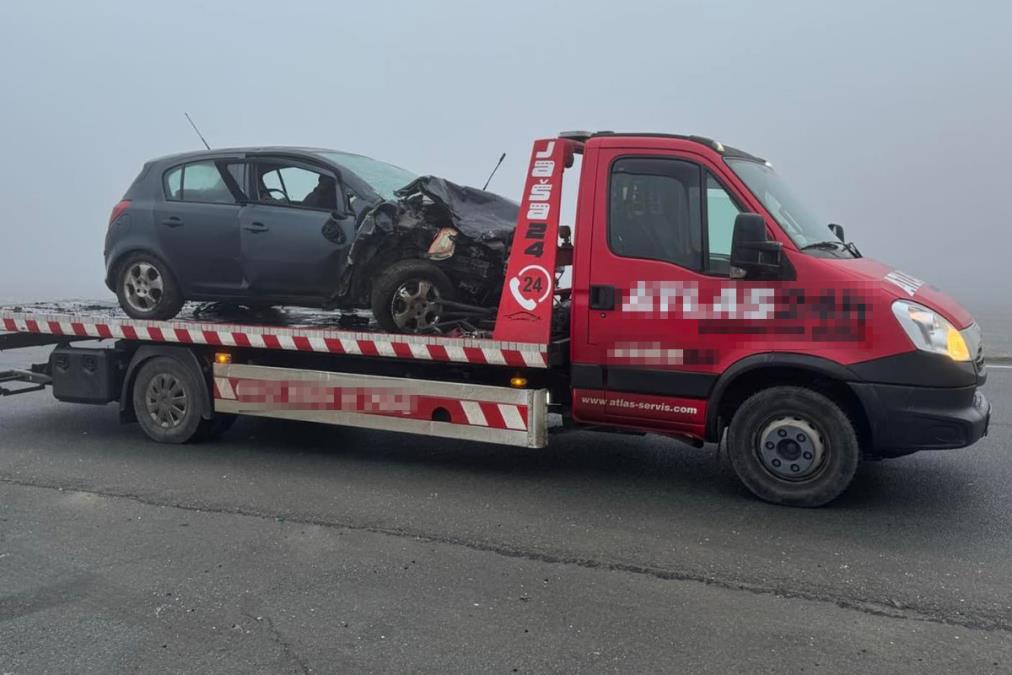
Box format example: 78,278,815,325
105,147,517,312
105,147,383,308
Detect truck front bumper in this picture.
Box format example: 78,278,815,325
850,382,991,457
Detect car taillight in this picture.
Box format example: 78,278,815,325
109,199,131,226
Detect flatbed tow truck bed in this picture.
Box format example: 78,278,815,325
0,302,558,449
0,302,553,368
0,137,575,452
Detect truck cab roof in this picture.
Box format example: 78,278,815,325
559,130,766,162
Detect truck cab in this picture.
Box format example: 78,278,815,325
536,132,988,505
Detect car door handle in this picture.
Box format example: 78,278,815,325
161,216,184,227
243,222,269,233
589,284,616,310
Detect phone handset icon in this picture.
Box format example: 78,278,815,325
509,277,538,311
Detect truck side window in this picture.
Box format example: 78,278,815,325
705,173,742,275
609,158,703,271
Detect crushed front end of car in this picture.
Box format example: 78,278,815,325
329,176,518,331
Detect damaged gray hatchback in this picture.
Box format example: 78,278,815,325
104,147,518,332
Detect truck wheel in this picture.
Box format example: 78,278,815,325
132,356,206,444
725,386,859,507
116,252,184,320
370,259,454,333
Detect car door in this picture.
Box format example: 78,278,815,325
239,158,355,299
153,158,245,296
580,148,761,434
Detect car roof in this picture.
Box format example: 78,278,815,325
149,146,361,165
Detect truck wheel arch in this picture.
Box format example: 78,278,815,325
119,345,212,424
706,353,871,452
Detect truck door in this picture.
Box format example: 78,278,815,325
577,148,757,435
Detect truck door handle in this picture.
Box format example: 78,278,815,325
589,284,616,310
243,222,269,233
161,216,184,227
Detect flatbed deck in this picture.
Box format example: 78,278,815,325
0,301,552,368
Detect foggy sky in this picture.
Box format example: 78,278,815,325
1,0,1009,311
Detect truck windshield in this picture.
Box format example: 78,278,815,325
316,151,418,201
726,158,838,249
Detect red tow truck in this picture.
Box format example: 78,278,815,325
0,132,990,506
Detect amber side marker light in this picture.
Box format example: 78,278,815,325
510,376,528,388
214,352,232,365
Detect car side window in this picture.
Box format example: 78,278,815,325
256,163,337,211
165,166,182,199
163,161,238,204
705,173,742,275
609,157,702,271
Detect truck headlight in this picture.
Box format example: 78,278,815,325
891,300,970,361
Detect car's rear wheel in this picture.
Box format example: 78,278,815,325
370,259,455,333
116,252,184,320
725,386,860,507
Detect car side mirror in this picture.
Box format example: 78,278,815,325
730,213,783,279
829,223,845,241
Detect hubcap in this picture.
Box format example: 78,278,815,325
144,373,187,429
123,262,165,312
390,279,442,332
757,417,824,480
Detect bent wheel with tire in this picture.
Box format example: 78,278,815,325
370,259,455,333
132,356,208,444
725,386,860,507
116,252,184,320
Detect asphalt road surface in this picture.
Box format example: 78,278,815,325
1,347,1010,673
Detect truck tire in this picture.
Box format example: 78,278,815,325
725,386,859,507
132,356,207,444
115,252,184,320
370,259,455,333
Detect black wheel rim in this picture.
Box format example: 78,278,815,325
144,373,188,429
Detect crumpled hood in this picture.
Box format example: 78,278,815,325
394,176,519,242
835,258,974,328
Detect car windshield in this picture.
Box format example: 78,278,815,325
726,158,835,248
316,151,417,201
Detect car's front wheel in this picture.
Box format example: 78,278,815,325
115,252,184,320
370,259,455,333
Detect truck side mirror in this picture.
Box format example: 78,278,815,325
730,213,783,279
829,223,845,241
